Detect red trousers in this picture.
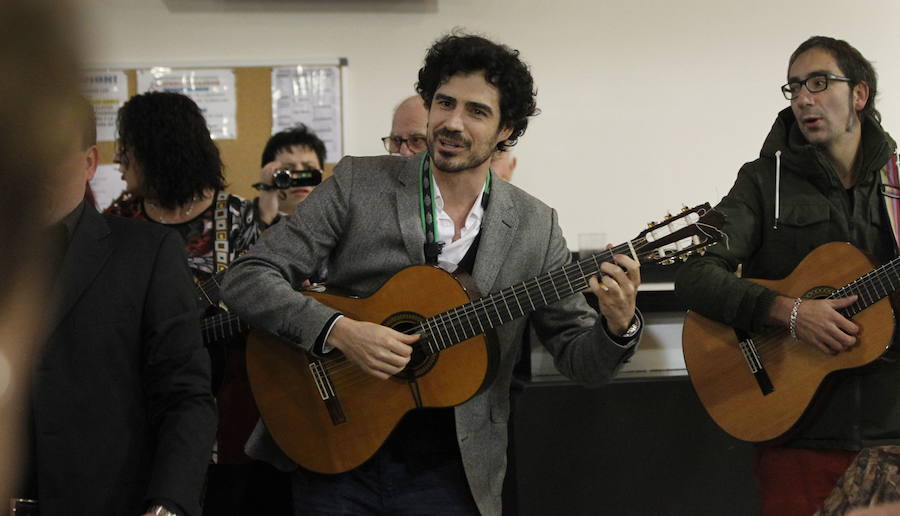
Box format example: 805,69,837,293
754,446,858,516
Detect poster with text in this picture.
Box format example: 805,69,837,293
272,65,343,161
82,71,129,142
137,68,237,139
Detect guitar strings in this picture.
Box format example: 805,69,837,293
200,311,245,342
406,244,631,355
317,243,633,383
321,231,705,384
409,234,679,343
319,238,661,386
417,219,722,351
197,275,221,305
307,216,724,386
751,259,900,362
315,245,630,385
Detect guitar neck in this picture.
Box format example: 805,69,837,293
196,270,227,307
201,310,250,345
417,241,634,354
832,256,900,318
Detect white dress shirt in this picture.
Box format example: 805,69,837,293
431,177,486,272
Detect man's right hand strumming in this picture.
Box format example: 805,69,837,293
327,317,418,379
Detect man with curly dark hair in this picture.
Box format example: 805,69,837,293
415,33,538,155
223,32,641,516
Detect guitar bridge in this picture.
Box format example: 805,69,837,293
739,338,774,395
309,360,347,425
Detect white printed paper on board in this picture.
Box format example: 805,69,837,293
137,68,237,140
82,71,129,143
272,66,343,161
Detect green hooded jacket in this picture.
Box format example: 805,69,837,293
676,107,900,449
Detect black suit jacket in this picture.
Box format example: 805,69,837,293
32,204,216,516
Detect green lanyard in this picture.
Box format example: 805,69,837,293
419,152,491,264
417,152,491,245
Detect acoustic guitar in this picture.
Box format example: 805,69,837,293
682,241,898,443
247,204,725,474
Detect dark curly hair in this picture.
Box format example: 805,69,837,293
260,123,326,168
789,36,880,123
117,91,224,208
416,32,538,151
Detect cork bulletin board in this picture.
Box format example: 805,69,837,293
90,62,343,202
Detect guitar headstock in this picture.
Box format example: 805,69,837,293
633,203,725,265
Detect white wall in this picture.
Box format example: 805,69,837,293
81,0,900,249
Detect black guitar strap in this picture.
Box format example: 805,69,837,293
455,231,481,275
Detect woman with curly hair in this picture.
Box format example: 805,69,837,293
107,91,260,278
107,91,290,516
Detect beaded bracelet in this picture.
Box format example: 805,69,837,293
789,297,803,340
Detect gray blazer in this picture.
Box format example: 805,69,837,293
221,154,638,516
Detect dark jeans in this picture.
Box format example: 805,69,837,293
291,411,479,516
204,461,293,516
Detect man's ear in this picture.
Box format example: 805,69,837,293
853,81,870,113
84,145,99,183
496,125,513,147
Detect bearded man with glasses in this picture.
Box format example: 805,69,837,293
676,36,900,515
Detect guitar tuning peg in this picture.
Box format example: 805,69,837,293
666,212,673,219
681,205,690,212
660,258,676,265
647,221,657,228
680,254,690,262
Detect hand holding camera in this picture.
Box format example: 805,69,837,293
254,161,324,224
253,166,322,191
255,161,283,224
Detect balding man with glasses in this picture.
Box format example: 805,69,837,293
383,95,428,156
675,36,900,516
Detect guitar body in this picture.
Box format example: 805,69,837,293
245,265,497,474
683,242,895,442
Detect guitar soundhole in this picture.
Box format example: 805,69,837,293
805,286,835,299
382,312,438,380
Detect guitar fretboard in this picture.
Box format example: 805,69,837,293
196,271,225,308
833,256,900,318
201,310,249,344
413,241,637,355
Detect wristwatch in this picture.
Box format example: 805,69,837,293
148,505,179,516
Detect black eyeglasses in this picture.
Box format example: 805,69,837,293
382,135,426,154
781,73,852,100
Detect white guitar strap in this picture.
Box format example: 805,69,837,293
214,191,230,272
